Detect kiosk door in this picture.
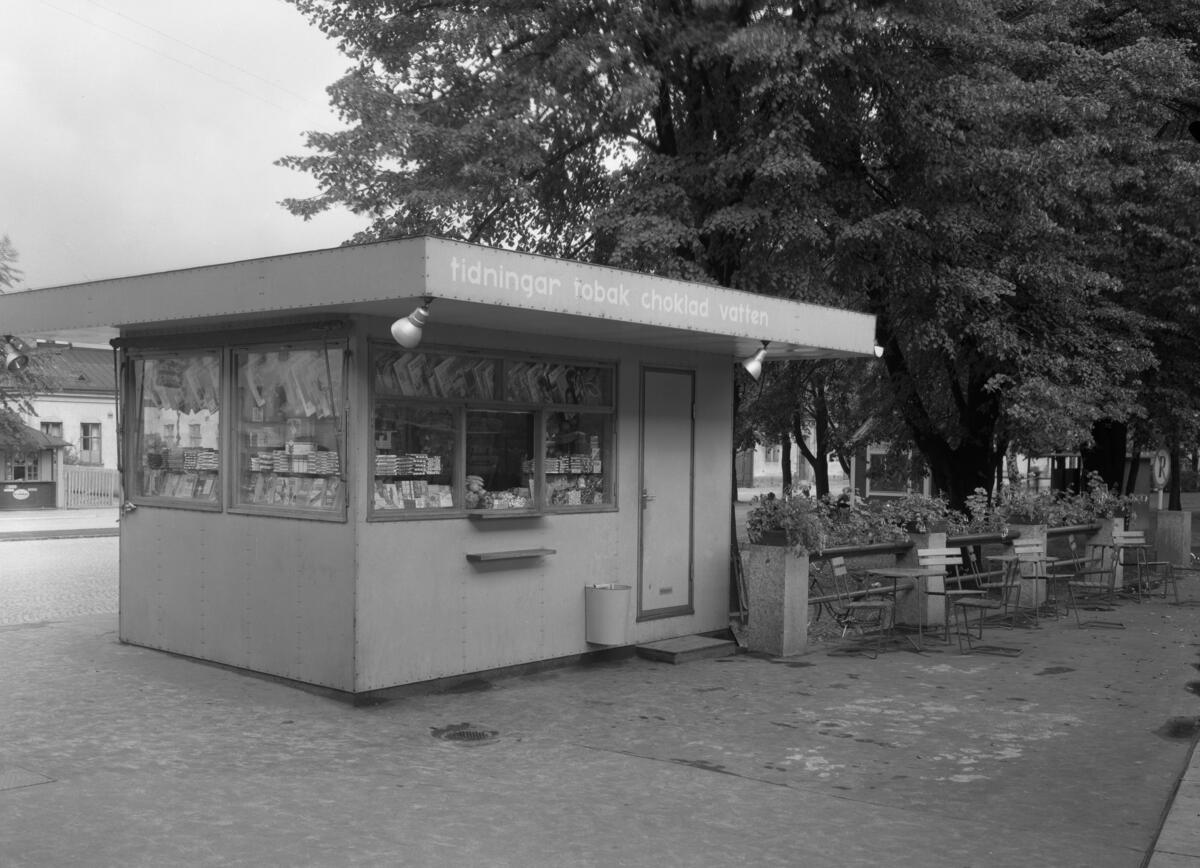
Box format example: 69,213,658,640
637,367,694,619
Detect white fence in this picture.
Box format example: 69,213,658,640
63,466,120,508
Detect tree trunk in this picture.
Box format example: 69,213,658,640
1169,443,1182,511
780,439,792,495
923,441,996,511
1082,420,1127,491
794,407,830,499
1125,441,1142,496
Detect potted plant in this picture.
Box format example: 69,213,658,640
745,493,828,554
879,493,963,535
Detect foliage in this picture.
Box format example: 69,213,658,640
746,492,913,555
878,493,964,535
738,358,874,497
961,472,1138,532
823,498,913,549
0,235,21,293
745,494,829,555
282,1,1200,509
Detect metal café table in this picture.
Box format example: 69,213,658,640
864,566,934,651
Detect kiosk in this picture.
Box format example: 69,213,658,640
0,425,67,509
0,237,874,698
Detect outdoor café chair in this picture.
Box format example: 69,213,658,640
1163,554,1199,607
918,546,983,645
1063,534,1124,629
828,556,895,659
1111,529,1169,602
950,550,1024,653
1008,537,1056,623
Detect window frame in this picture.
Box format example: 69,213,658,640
79,422,102,465
228,339,349,523
127,348,225,512
368,342,617,521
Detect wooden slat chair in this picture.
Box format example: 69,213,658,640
1009,537,1055,623
917,547,983,645
1111,529,1170,602
1062,534,1124,629
828,556,895,658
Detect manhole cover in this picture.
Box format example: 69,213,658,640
431,723,500,744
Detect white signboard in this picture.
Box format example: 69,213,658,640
1151,448,1171,490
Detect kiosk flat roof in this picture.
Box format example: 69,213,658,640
0,236,874,360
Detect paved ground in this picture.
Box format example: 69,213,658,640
1,505,1199,866
0,536,117,625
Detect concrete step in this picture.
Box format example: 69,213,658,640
635,634,739,664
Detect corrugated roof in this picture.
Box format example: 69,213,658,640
34,346,115,394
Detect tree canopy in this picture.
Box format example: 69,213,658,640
281,0,1200,507
0,238,57,446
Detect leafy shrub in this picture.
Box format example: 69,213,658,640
963,472,1137,532
746,492,911,554
745,493,828,554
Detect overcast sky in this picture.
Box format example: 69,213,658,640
1,0,364,290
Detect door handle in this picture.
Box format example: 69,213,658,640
641,489,656,507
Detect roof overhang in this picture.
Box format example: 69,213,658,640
0,424,69,451
0,236,875,361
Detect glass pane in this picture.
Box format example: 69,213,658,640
466,410,534,510
235,346,345,513
374,349,496,400
503,362,612,405
134,354,221,503
373,404,457,512
544,411,612,507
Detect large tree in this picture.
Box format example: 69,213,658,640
0,235,21,294
281,0,1200,507
0,238,59,446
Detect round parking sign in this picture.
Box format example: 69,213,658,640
1151,448,1171,490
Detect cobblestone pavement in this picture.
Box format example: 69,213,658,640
0,537,118,626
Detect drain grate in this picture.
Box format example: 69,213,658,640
431,723,500,744
0,766,54,792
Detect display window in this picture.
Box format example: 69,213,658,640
373,404,457,511
369,344,614,518
466,410,535,510
233,343,346,518
543,411,612,507
131,352,222,508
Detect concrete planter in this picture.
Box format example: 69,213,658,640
1153,511,1192,568
746,543,808,657
896,531,945,628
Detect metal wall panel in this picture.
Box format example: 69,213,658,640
119,507,355,691
353,343,732,692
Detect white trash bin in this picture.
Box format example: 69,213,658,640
584,583,632,645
